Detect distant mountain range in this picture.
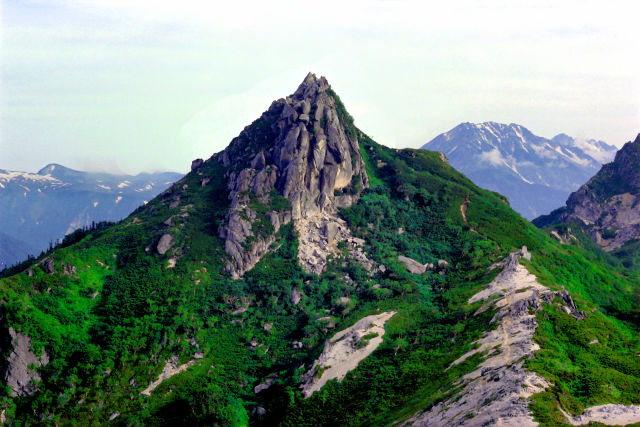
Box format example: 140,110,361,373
422,122,617,219
0,164,182,269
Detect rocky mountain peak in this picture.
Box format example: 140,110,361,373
542,133,640,252
609,133,640,188
218,73,369,278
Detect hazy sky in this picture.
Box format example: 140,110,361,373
1,0,639,174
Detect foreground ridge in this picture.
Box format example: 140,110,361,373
406,247,591,426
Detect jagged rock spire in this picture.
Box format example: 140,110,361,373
218,73,369,278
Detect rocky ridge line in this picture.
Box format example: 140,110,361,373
405,247,584,426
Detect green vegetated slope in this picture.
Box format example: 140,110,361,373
0,90,639,426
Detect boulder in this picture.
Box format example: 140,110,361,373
398,255,427,274
190,158,204,171
42,258,55,275
62,263,77,276
254,376,276,393
291,287,303,305
322,222,339,242
318,316,336,329
156,234,175,255
337,296,351,305
437,259,449,270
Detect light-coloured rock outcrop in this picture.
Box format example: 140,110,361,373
300,311,396,398
141,356,196,396
560,404,640,426
398,255,429,274
4,327,49,396
156,233,175,255
218,73,369,278
406,248,552,426
296,212,373,275
41,258,55,274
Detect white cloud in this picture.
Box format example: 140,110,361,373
478,149,506,166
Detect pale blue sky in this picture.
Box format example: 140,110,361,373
1,0,639,174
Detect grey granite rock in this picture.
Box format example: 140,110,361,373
41,258,55,275
62,263,77,276
190,158,203,171
3,327,49,396
156,234,175,255
543,134,640,252
398,256,428,274
218,73,368,278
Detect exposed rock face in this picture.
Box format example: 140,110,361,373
218,73,369,278
140,356,196,396
41,258,55,274
560,403,640,426
254,375,277,394
398,256,428,274
405,247,584,427
291,287,302,305
62,262,77,276
300,311,396,397
398,256,443,274
3,327,49,396
536,134,640,252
